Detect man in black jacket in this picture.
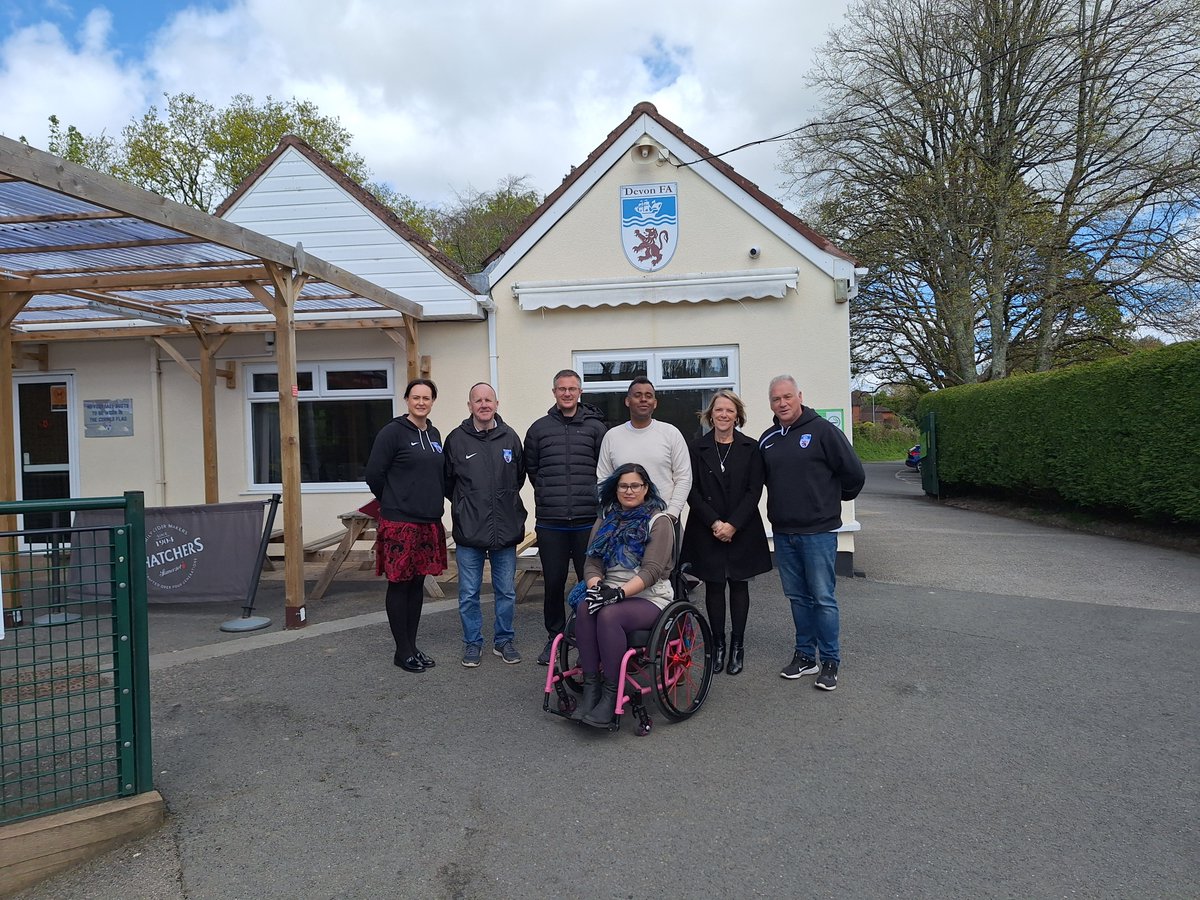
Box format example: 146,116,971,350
760,375,865,692
444,383,528,667
522,369,608,665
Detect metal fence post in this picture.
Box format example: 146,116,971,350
124,491,152,794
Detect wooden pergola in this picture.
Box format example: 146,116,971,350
0,134,425,628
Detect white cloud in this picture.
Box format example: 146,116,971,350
1,0,852,207
0,11,149,144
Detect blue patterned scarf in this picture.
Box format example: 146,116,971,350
587,505,653,570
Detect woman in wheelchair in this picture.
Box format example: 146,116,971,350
571,463,676,728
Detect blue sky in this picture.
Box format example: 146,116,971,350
0,1,853,207
5,0,200,56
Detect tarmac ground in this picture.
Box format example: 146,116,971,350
12,463,1199,899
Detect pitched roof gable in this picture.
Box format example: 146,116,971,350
216,135,476,295
483,102,857,284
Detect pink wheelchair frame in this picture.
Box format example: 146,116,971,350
542,598,714,736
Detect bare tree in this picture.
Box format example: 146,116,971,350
786,0,1200,387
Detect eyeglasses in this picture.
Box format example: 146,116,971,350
617,483,646,492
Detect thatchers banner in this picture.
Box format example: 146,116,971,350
72,502,264,603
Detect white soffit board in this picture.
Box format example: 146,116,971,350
513,267,800,311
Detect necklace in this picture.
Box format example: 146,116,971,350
715,440,733,473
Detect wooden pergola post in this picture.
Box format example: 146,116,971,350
263,262,308,628
405,317,420,382
192,331,230,504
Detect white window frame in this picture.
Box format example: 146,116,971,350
244,359,395,493
574,345,739,393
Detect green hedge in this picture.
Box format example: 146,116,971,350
916,341,1200,523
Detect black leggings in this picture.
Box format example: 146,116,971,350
704,579,750,641
385,576,425,658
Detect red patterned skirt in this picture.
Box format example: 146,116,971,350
375,518,448,583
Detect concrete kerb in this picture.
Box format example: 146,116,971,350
148,598,461,671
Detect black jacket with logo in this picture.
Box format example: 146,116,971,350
758,406,865,534
364,415,445,523
522,403,607,525
444,414,528,548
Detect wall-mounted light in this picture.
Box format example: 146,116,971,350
834,278,851,303
633,137,659,163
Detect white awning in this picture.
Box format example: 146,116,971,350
512,267,800,311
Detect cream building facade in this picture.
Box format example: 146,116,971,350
485,103,864,571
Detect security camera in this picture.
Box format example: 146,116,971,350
748,246,761,259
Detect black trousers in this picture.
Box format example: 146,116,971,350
536,525,591,636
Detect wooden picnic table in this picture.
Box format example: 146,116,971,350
304,510,541,605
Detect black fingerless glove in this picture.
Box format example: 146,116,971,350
598,585,625,605
586,584,625,615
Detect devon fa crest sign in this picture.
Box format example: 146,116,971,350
621,182,678,271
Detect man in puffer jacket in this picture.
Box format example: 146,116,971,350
444,383,527,668
522,369,608,665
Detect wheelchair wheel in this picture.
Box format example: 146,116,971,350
648,601,713,720
556,612,583,694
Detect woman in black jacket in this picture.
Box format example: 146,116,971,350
680,390,772,675
364,378,447,673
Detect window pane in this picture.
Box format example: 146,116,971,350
252,399,394,484
252,371,314,394
582,359,647,383
585,389,714,444
325,368,388,391
251,403,281,483
661,356,729,380
652,389,713,442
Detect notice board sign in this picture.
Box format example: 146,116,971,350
816,408,846,432
84,399,134,437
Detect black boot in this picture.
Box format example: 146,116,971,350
712,634,727,673
726,638,744,675
571,673,602,722
582,679,619,728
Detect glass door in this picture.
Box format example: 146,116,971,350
14,375,77,543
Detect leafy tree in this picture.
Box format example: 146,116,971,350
38,115,118,170
432,175,541,273
786,0,1200,388
36,93,432,226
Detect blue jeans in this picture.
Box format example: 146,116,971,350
456,545,517,648
774,531,840,663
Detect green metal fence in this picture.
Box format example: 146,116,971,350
0,492,151,825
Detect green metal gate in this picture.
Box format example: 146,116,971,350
920,412,939,497
0,492,151,825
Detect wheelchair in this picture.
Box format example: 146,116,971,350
542,568,715,736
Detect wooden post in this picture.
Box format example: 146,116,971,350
192,330,229,504
405,317,419,382
263,264,308,628
1,293,31,626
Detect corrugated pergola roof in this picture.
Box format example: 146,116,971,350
0,134,422,336
0,134,424,630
